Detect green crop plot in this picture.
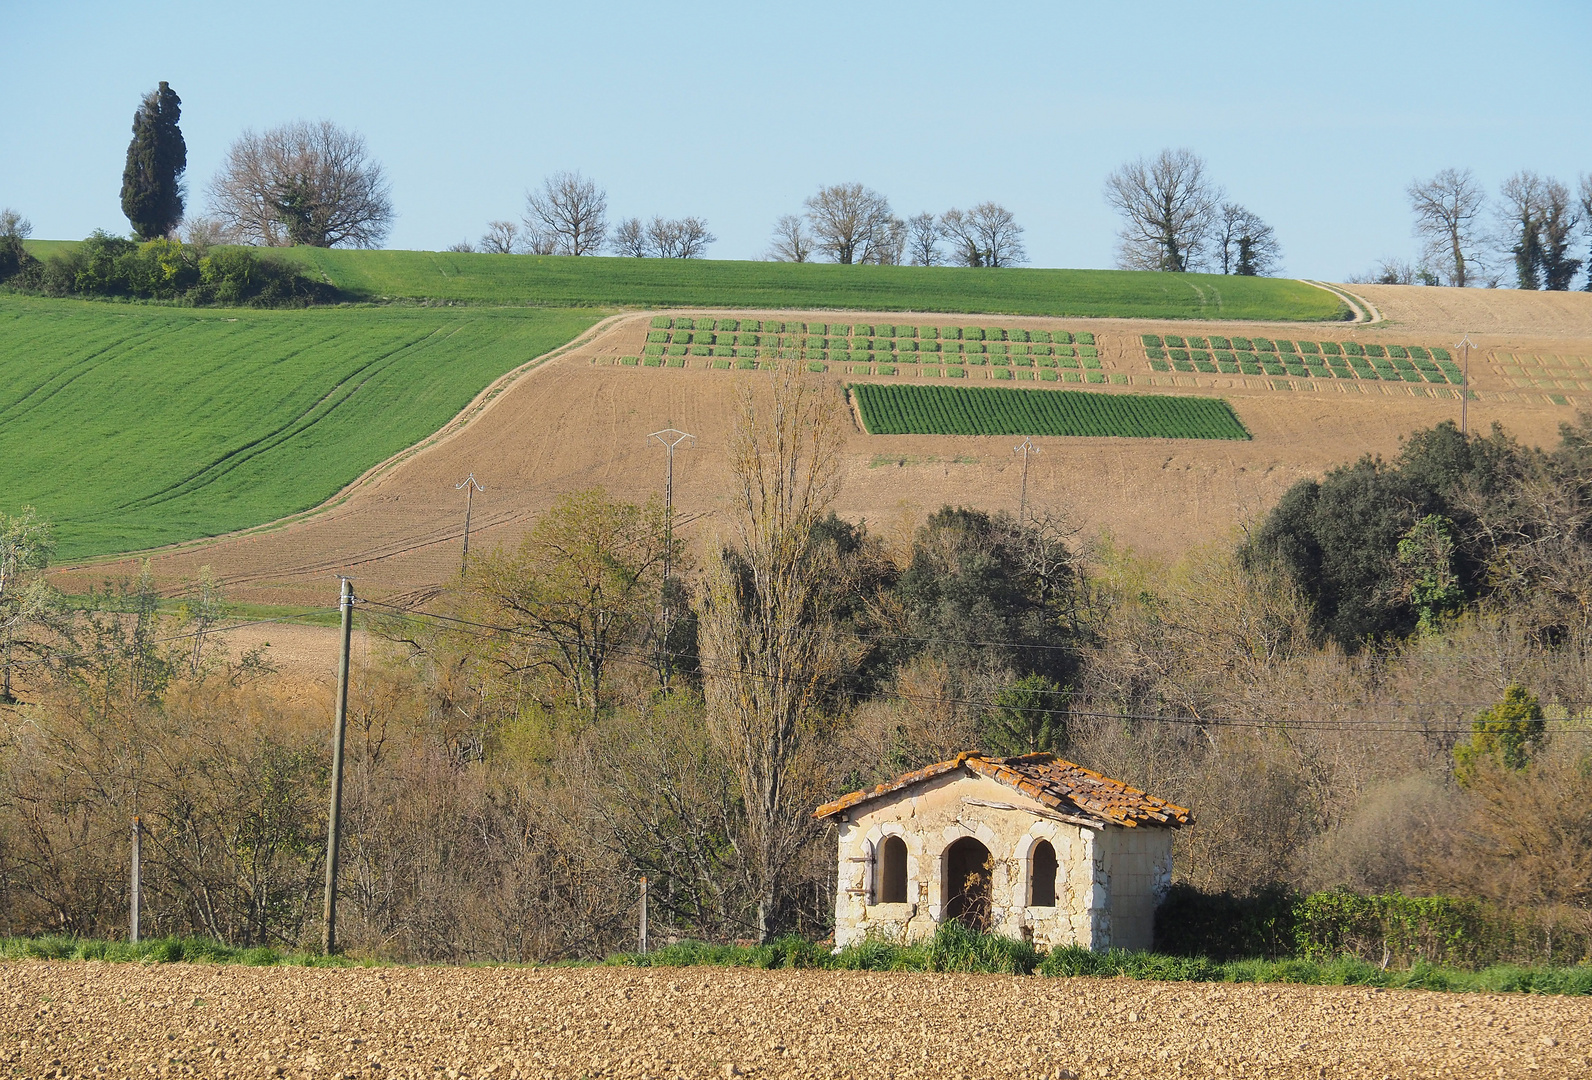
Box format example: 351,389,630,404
850,383,1250,440
1131,332,1466,387
0,297,598,559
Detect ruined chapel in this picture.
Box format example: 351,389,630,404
815,752,1192,952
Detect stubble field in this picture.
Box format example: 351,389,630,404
2,961,1587,1079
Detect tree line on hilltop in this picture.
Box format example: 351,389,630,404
3,377,1591,959
9,82,1591,292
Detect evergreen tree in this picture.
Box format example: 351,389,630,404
120,82,187,240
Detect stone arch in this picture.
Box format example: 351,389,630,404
877,835,908,904
863,820,917,906
1029,839,1058,906
942,836,994,930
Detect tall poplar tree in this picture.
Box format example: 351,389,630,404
121,82,187,240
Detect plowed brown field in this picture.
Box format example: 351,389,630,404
3,961,1587,1079
52,284,1590,675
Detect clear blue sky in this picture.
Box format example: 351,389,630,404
5,0,1589,280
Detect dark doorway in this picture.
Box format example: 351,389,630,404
944,837,993,930
878,835,908,904
1030,840,1058,906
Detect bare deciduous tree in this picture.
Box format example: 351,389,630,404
1408,168,1486,287
1216,203,1282,276
767,214,812,262
523,171,608,256
1498,171,1546,290
207,121,394,248
445,240,474,253
699,371,847,940
647,215,715,258
1104,149,1221,272
803,183,894,264
906,212,940,266
478,220,520,255
611,217,647,257
939,203,1027,268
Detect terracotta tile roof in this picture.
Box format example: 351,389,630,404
813,751,1191,829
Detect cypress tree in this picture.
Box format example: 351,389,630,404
120,82,187,240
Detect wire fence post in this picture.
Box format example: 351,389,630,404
639,875,649,954
130,815,141,944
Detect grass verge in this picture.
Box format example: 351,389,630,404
606,923,1592,994
5,927,1589,993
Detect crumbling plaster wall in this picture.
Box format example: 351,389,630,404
831,771,1110,951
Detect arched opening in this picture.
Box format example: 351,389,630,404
1030,840,1058,906
877,835,908,904
943,837,994,931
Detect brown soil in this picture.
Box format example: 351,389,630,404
2,961,1585,1079
51,298,1589,662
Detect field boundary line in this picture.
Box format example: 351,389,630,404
55,311,634,570
1305,281,1383,325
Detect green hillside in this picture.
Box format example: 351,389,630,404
269,248,1345,321
0,297,598,560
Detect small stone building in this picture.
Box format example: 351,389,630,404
815,752,1191,952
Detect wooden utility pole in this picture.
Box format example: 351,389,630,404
130,816,141,944
322,577,354,955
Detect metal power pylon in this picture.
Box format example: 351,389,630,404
456,473,484,576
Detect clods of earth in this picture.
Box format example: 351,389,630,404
1,961,1588,1078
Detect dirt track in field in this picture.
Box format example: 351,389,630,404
52,285,1589,646
2,961,1587,1080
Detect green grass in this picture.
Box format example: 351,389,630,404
251,248,1346,321
0,296,598,559
602,924,1592,994
0,935,366,967
852,384,1250,440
